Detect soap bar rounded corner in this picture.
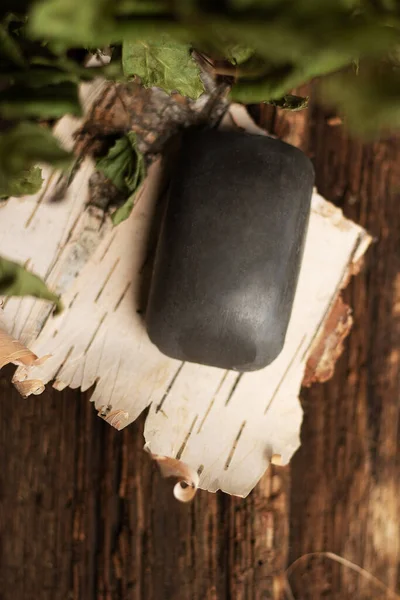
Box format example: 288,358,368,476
146,128,314,372
146,314,286,373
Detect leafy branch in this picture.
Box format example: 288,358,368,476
0,0,400,303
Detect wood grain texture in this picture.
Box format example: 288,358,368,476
277,99,400,599
0,366,289,600
1,96,399,600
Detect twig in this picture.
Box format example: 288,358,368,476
286,551,400,599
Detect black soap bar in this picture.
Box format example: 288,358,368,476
146,129,314,371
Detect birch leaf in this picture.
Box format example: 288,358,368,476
0,20,26,67
0,82,81,119
29,0,171,46
322,65,400,134
29,0,112,46
123,36,205,99
0,166,43,199
96,131,147,224
268,94,309,111
112,152,146,225
0,122,71,198
226,44,255,65
0,256,62,313
96,133,139,193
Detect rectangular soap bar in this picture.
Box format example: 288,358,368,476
146,129,314,371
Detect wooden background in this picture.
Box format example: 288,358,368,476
1,97,399,600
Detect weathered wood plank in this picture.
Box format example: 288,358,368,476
286,99,400,599
0,368,289,600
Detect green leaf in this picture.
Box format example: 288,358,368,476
0,122,72,197
227,0,284,8
0,122,72,169
29,0,111,46
0,256,62,313
111,190,137,225
230,46,358,103
123,35,205,99
268,94,309,111
111,152,146,225
96,131,146,225
31,54,123,81
322,64,400,134
19,0,400,136
2,67,79,88
96,133,138,193
29,0,177,46
225,43,255,65
0,166,43,198
0,20,26,67
117,0,170,15
0,81,81,119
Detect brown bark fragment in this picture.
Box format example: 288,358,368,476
75,82,228,158
303,295,353,386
